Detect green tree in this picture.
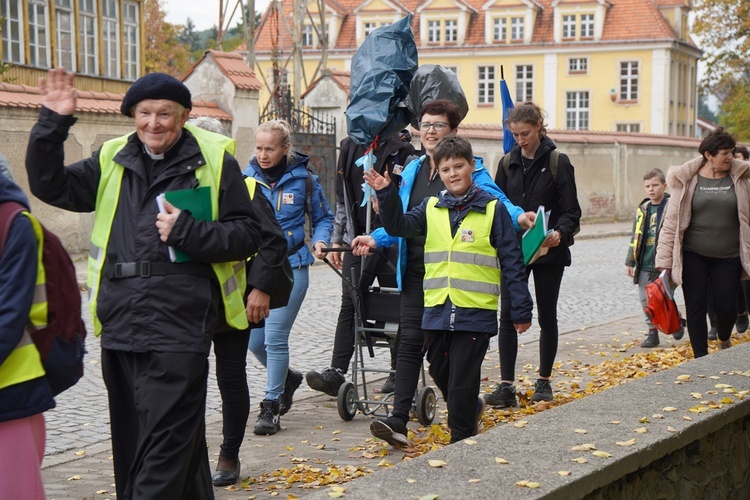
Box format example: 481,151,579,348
143,0,191,77
693,0,750,139
178,17,201,52
697,93,718,123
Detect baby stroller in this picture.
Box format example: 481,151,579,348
324,247,436,425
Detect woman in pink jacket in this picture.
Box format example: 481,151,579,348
656,128,750,358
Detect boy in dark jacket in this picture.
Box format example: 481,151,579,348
359,136,533,443
625,168,683,347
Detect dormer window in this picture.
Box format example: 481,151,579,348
493,18,507,42
302,25,314,47
510,17,524,41
428,20,440,43
552,0,608,42
562,15,575,39
445,19,457,42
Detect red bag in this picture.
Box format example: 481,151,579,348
644,272,683,335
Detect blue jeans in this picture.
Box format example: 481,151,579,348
248,265,309,401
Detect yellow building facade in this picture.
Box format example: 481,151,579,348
252,0,700,136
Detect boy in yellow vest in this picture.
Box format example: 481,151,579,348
358,136,533,443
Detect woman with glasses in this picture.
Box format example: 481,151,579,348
351,100,533,447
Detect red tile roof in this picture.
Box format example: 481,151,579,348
182,50,263,91
0,82,231,119
253,0,692,53
301,69,351,99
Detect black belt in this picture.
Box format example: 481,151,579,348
106,261,215,280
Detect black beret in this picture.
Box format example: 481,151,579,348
120,73,192,117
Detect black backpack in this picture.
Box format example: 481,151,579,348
0,202,86,396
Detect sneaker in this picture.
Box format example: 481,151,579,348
306,367,345,397
483,382,518,408
708,326,717,340
719,339,732,350
641,330,660,348
370,415,409,448
531,379,553,403
379,373,395,393
475,396,487,435
253,399,281,435
279,368,303,416
736,314,749,334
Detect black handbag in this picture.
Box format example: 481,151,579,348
245,255,295,310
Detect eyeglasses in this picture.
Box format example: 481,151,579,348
418,121,449,131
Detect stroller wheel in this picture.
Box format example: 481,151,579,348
416,387,437,425
337,382,358,421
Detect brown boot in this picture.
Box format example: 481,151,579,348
211,455,240,486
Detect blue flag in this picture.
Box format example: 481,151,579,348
500,66,516,154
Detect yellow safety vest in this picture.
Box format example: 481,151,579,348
88,124,248,334
0,212,47,390
423,197,501,311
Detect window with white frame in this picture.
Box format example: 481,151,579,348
363,22,378,38
302,25,314,46
568,57,588,74
428,20,440,42
445,19,457,42
28,0,49,67
566,91,589,130
478,66,495,104
580,14,594,38
79,0,98,75
1,0,24,64
619,61,638,101
123,0,139,80
616,123,640,132
515,65,533,102
55,0,76,71
562,15,576,39
493,18,507,42
510,17,524,41
102,0,120,78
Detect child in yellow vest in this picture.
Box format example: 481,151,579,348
357,136,533,443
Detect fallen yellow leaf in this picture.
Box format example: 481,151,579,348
468,478,481,483
557,471,572,476
96,490,108,495
677,375,691,381
377,459,392,467
332,430,341,435
592,450,612,458
407,478,417,484
495,457,509,464
428,460,447,468
572,457,588,464
634,427,648,434
514,421,529,428
464,439,477,445
419,495,439,500
683,416,693,421
571,443,596,451
667,426,677,432
285,445,294,451
574,429,587,434
74,450,86,456
652,414,665,419
638,417,650,424
609,421,621,425
67,475,81,481
328,493,344,499
663,407,677,412
331,486,346,493
616,438,637,446
715,384,732,389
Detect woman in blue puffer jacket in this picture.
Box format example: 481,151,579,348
243,120,333,435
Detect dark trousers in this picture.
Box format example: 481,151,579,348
425,330,489,443
391,271,427,421
101,348,213,500
682,251,742,357
499,265,565,381
707,280,750,326
213,328,251,460
331,249,397,372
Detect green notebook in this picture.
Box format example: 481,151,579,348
157,186,212,263
521,206,552,266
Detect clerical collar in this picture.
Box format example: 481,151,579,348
143,131,183,160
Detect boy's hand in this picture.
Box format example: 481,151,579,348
541,229,561,248
351,235,376,256
517,211,537,230
515,322,531,334
626,266,634,277
363,169,391,191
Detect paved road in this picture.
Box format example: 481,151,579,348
45,234,639,456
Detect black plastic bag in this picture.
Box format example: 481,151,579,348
405,64,469,129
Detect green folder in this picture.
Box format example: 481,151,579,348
521,206,551,266
158,186,212,263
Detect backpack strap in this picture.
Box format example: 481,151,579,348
0,201,26,259
502,154,510,177
549,150,559,179
304,168,314,238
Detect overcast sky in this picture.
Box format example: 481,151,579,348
163,0,270,31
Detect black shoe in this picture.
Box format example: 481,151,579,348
306,367,345,397
370,415,409,448
475,396,487,435
253,399,281,435
708,326,718,341
673,323,685,341
379,373,395,393
641,330,660,348
211,455,240,487
531,379,553,402
736,314,749,334
483,382,518,408
279,368,303,416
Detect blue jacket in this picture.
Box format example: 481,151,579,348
244,153,334,267
376,183,533,332
0,173,55,422
371,155,522,290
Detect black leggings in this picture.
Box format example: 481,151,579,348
498,265,565,381
682,251,741,357
213,328,251,460
391,271,427,421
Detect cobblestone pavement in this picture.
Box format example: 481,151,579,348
45,228,688,499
